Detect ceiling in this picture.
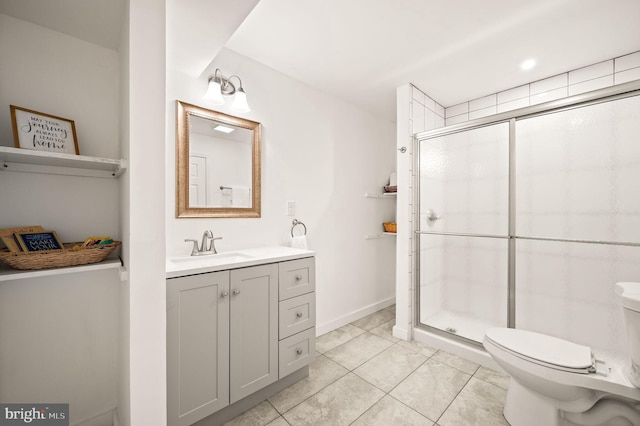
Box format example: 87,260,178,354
2,0,639,122
0,0,125,50
226,0,640,120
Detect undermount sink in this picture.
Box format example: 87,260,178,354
170,252,255,266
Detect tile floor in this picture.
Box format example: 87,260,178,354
224,305,511,426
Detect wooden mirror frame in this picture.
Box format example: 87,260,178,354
176,101,261,218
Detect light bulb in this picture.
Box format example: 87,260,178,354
204,80,224,105
231,88,250,113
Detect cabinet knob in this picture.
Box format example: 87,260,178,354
296,312,303,318
295,275,302,281
233,289,241,295
221,291,229,298
296,348,303,355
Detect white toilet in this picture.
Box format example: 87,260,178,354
483,282,640,426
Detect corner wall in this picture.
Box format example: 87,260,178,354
125,0,166,425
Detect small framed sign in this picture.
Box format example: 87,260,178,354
0,226,44,252
10,105,79,155
15,231,64,252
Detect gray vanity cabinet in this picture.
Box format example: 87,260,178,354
167,270,230,426
167,255,314,426
229,263,278,403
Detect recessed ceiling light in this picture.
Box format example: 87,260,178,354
213,125,234,133
521,59,536,71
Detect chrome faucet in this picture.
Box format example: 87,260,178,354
184,230,222,256
200,230,213,252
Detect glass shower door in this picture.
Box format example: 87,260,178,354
417,122,510,343
514,94,640,355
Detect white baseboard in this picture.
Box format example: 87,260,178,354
316,296,395,336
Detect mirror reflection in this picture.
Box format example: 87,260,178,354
176,101,261,218
189,115,252,207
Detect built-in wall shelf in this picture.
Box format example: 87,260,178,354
365,191,397,239
364,192,397,198
0,257,125,282
365,233,397,240
0,146,127,178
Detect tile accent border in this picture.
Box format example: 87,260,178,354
442,51,640,126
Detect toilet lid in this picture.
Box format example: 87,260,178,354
485,328,593,370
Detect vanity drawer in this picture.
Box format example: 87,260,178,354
279,327,315,379
279,257,315,301
279,293,316,339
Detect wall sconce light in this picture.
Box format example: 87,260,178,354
204,68,251,113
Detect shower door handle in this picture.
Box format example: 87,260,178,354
426,209,441,224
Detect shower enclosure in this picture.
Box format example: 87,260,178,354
415,84,640,355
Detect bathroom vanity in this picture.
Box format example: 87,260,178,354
166,246,316,426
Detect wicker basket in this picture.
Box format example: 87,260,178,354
383,222,397,233
0,241,120,270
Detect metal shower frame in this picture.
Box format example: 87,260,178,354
413,80,640,346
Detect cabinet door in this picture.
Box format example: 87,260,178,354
167,271,230,426
229,264,278,403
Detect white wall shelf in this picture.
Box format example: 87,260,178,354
364,192,397,198
365,233,397,240
0,257,124,282
0,146,127,178
365,191,397,239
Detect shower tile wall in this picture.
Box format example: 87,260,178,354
444,51,640,126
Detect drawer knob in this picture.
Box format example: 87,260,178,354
221,291,229,298
233,289,241,295
296,348,303,355
296,312,303,318
295,275,302,281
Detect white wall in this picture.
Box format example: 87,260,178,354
166,48,397,333
125,0,167,425
0,13,121,426
117,2,131,425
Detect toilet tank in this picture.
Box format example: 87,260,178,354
616,282,640,388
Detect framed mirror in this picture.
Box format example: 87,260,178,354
176,101,261,218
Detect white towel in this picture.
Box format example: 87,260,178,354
291,235,308,250
231,187,251,207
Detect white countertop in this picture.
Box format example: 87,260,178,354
166,245,315,279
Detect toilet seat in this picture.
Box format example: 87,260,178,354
485,328,594,374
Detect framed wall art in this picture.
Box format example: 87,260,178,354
10,105,79,155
